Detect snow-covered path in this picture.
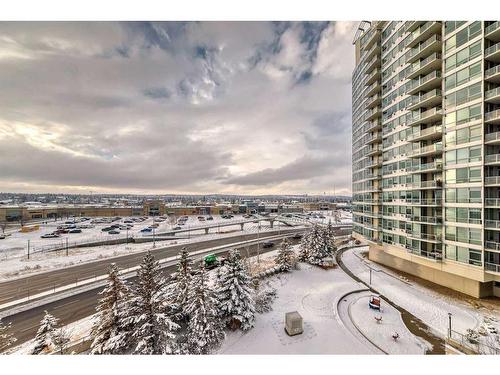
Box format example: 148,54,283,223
341,247,485,337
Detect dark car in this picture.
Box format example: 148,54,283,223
207,216,214,220
140,227,152,233
69,229,82,234
173,226,182,230
41,233,60,239
292,233,303,240
102,227,113,232
108,230,120,235
262,241,274,248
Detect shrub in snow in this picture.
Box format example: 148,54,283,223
465,329,480,344
186,264,225,354
275,238,295,272
52,327,71,355
123,251,180,354
0,318,16,353
254,287,277,314
168,247,194,322
216,249,256,331
32,311,59,354
90,263,130,354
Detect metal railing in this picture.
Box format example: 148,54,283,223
485,42,500,58
485,176,500,186
485,109,500,123
485,262,500,274
486,21,500,36
485,154,500,164
485,65,500,79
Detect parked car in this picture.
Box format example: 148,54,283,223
173,226,182,230
0,235,6,240
69,229,82,234
108,230,120,235
207,216,214,220
102,227,113,232
292,233,303,240
140,228,152,233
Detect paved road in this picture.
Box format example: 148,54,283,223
0,228,301,306
3,236,300,346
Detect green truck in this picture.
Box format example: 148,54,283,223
204,254,226,269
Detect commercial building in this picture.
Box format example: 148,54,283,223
352,21,500,297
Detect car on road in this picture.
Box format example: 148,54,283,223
108,230,120,235
262,241,274,248
69,229,82,234
41,233,60,239
173,226,182,230
0,235,6,240
207,216,213,220
140,228,152,233
292,233,303,240
101,227,114,232
204,254,226,269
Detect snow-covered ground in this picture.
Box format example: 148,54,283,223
342,246,500,349
219,250,421,354
0,215,292,280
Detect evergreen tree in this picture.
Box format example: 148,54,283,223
216,249,255,330
0,318,16,353
90,263,130,354
125,251,179,354
168,247,193,321
32,311,59,354
275,238,294,272
186,264,225,354
324,220,337,255
308,223,332,265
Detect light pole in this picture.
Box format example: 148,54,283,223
448,313,453,338
153,226,156,248
126,227,129,245
257,222,260,263
369,268,372,285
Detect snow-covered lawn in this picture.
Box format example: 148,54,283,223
218,261,420,354
342,246,500,346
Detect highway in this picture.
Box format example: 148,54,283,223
0,228,302,306
3,235,301,346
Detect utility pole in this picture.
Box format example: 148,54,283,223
66,237,69,256
126,227,129,245
369,268,372,285
27,240,30,260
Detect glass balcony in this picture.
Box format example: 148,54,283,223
407,70,442,95
405,215,442,225
407,88,442,110
407,125,442,142
485,87,500,104
485,131,500,144
485,42,500,63
407,107,442,127
409,142,443,158
485,65,500,83
407,35,442,63
485,198,500,207
405,198,441,206
485,154,500,165
407,53,442,80
486,22,500,43
407,161,442,174
485,262,500,274
485,241,500,251
406,21,441,48
485,109,500,124
485,176,500,186
485,220,500,230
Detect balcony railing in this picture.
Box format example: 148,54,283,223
409,142,443,157
485,65,500,80
407,125,442,142
408,70,442,93
485,42,500,58
485,87,500,101
485,176,500,186
408,88,442,108
485,262,500,274
407,161,442,173
486,109,500,123
407,35,442,61
485,198,500,207
406,215,442,224
486,21,500,36
485,131,500,143
485,154,500,164
485,220,500,229
485,241,500,251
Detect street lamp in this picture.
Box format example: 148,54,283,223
448,312,453,338
153,226,156,249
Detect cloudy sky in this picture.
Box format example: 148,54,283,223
0,21,356,196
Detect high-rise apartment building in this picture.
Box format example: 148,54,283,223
352,21,500,298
